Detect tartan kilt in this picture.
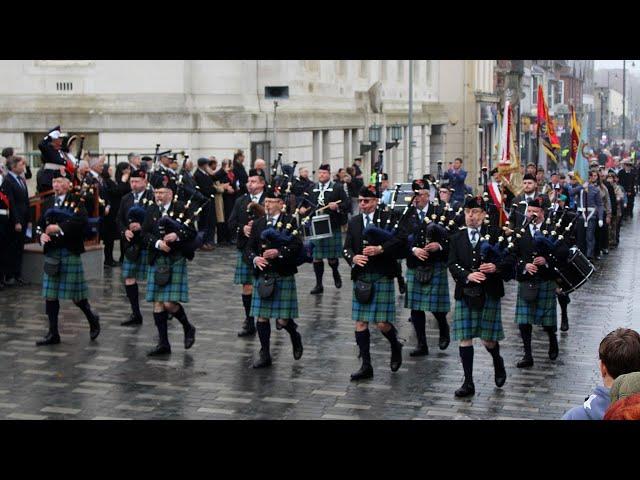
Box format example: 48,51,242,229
145,256,189,303
233,250,252,285
453,296,504,341
41,249,89,301
121,248,150,281
352,273,396,323
514,279,557,326
311,230,342,259
404,263,451,313
250,275,298,319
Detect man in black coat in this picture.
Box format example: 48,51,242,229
228,169,266,337
0,174,11,288
3,156,31,286
618,159,636,219
194,158,217,249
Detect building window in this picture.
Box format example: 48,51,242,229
336,60,347,78
425,60,432,87
555,80,564,105
359,60,369,78
304,60,320,73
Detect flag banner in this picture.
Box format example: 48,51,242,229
574,114,589,183
569,105,580,169
537,85,559,168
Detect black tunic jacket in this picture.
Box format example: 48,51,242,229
244,214,303,277
38,194,88,255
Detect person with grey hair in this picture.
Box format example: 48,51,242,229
127,152,142,173
86,156,119,267
254,158,267,180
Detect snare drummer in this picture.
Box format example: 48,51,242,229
299,163,350,295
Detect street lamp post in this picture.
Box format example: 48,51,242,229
623,60,626,140
408,60,414,182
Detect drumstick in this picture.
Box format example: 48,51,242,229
315,199,342,214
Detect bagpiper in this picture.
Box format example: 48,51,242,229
403,178,451,356
141,172,198,356
228,168,266,337
35,176,101,346
343,185,407,381
244,185,304,369
299,163,350,294
116,169,154,326
447,195,513,397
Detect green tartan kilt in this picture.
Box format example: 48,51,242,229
404,262,451,313
41,248,89,301
233,250,252,285
352,273,396,323
514,279,557,326
146,256,189,303
453,296,504,341
311,230,342,259
250,275,298,319
121,248,150,281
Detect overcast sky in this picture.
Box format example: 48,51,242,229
595,60,640,72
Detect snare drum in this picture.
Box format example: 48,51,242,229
554,247,595,294
306,214,333,241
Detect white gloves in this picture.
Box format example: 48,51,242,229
598,220,604,227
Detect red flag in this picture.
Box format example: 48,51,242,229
537,85,560,160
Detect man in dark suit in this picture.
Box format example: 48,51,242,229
4,156,31,286
194,158,217,250
228,169,266,337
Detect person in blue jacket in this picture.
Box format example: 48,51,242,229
443,158,468,204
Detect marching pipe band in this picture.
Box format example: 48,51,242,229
26,133,600,395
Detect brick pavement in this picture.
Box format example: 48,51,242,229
1,217,638,420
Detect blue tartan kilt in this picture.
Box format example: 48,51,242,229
146,256,189,303
352,273,396,323
514,279,557,326
404,262,451,313
453,296,504,341
233,250,252,285
121,248,150,281
250,275,298,319
41,248,88,301
311,230,342,259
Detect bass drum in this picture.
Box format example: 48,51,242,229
554,247,595,294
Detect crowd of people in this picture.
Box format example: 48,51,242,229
3,127,640,419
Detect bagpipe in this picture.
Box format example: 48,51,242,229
123,187,154,261
35,187,88,240
61,134,84,177
259,155,314,266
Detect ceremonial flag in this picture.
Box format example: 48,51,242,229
537,85,560,170
569,105,580,170
574,115,589,183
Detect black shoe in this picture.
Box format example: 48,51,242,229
516,355,534,368
291,331,303,360
237,322,256,337
390,343,403,372
439,332,451,351
455,380,475,397
333,271,342,289
350,363,374,381
548,335,559,360
398,277,407,295
184,324,196,349
147,344,171,356
253,350,272,368
36,333,61,346
310,285,324,295
89,315,100,341
409,344,429,357
560,315,569,332
121,314,143,326
494,357,507,388
104,260,118,267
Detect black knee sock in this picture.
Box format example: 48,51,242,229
485,342,502,366
125,283,141,318
313,261,324,285
433,312,449,335
73,299,96,323
328,259,340,274
153,311,169,346
518,324,533,357
355,329,371,365
45,299,60,335
172,303,191,329
104,240,114,263
381,325,400,348
459,345,474,382
544,325,557,344
241,294,254,324
281,319,298,336
410,310,427,346
256,321,271,353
